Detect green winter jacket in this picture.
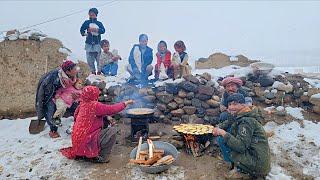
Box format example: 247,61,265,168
220,107,271,176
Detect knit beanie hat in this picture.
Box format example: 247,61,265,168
226,93,245,105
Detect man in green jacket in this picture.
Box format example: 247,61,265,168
213,93,271,179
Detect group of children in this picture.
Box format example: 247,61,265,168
97,38,192,80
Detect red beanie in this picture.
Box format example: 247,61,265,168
61,60,76,72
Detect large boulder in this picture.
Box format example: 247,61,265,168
166,83,180,95
198,85,214,96
178,90,187,98
156,103,167,111
179,81,198,93
191,98,202,108
167,102,178,110
207,99,220,108
195,94,212,101
156,91,174,104
272,81,293,93
183,75,200,84
182,106,197,115
174,97,184,105
310,93,320,106
171,109,184,117
206,108,220,116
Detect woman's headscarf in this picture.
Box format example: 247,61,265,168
81,86,100,102
157,40,168,57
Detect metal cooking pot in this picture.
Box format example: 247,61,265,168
126,108,155,118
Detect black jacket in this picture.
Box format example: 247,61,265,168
35,69,62,119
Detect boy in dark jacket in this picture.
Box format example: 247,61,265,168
126,34,153,84
35,61,78,138
213,93,271,179
80,8,105,75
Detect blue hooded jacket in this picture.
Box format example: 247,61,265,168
128,44,153,75
80,18,105,45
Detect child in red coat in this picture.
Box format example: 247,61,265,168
154,41,174,79
60,86,133,163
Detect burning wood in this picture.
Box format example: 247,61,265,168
129,139,175,167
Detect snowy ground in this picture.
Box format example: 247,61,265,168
264,107,320,179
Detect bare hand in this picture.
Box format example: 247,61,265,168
212,127,226,137
125,100,134,106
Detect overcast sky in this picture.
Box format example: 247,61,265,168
1,1,320,67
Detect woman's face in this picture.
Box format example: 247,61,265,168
159,43,167,52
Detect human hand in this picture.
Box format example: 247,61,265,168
125,100,134,106
212,127,226,137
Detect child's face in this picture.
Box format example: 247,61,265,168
75,81,84,90
89,12,97,19
228,102,245,115
102,44,110,52
175,46,183,53
159,43,167,52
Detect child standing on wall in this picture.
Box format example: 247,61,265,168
52,79,84,126
172,40,191,79
98,39,122,76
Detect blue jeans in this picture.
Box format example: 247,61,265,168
217,127,233,163
101,63,118,76
44,100,57,132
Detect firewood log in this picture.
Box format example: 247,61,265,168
135,137,143,160
147,139,154,159
144,154,162,165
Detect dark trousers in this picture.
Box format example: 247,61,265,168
99,127,117,159
44,100,57,132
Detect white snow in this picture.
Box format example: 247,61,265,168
276,106,285,112
267,166,293,180
271,89,278,94
264,119,320,178
285,107,304,120
0,117,98,179
193,65,253,80
86,73,129,89
272,81,283,89
304,78,320,88
154,78,184,87
311,93,320,99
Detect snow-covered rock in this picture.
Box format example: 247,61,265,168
310,93,320,106
272,81,293,93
